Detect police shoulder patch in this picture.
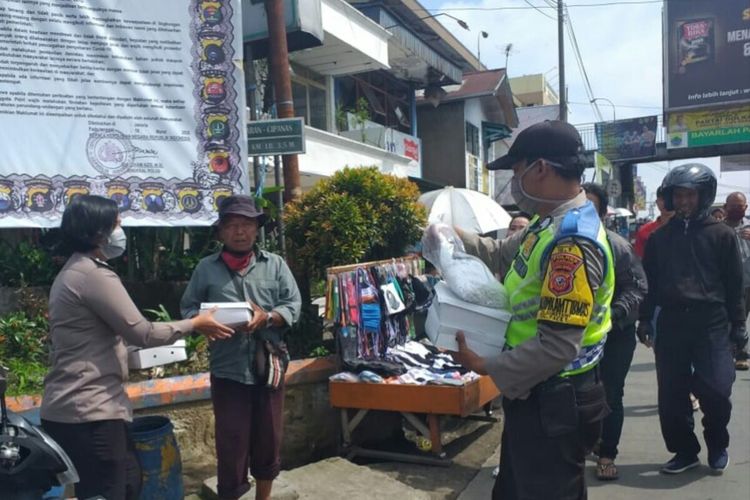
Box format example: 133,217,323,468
537,242,593,327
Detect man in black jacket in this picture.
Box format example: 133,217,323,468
583,183,648,481
637,164,747,475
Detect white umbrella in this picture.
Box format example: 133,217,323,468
613,207,633,217
606,206,633,217
418,186,512,234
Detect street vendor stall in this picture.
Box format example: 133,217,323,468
325,256,501,466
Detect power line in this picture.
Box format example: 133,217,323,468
564,5,603,121
434,1,666,12
568,101,662,110
522,0,556,20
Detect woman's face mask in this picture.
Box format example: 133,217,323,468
101,226,127,260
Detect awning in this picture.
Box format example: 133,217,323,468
356,7,464,86
243,0,324,58
483,122,512,146
289,0,391,75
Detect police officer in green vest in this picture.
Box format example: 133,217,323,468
453,121,614,500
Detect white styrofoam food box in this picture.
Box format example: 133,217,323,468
425,281,511,357
128,340,187,370
200,302,253,327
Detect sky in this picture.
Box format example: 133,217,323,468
417,0,749,214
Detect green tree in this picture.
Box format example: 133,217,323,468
284,166,426,302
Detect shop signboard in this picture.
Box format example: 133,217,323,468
247,118,306,156
594,116,658,160
666,105,750,149
0,0,248,227
664,0,750,112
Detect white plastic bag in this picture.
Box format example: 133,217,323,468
421,224,508,309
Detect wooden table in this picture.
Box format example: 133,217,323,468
329,375,500,466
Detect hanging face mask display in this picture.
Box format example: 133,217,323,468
101,226,127,260
381,281,406,316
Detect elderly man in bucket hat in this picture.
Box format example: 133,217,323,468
181,195,301,500
451,121,613,499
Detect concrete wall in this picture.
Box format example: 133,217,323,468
417,101,465,188
135,379,341,470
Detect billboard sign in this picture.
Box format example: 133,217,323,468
0,0,247,227
666,105,750,148
594,116,658,160
664,0,750,111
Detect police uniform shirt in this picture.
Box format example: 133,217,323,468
460,191,607,399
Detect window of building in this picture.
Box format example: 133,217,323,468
290,64,328,131
337,71,413,134
465,122,480,157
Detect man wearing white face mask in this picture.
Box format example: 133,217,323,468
452,121,614,500
41,195,234,500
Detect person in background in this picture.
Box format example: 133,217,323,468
634,186,674,258
582,183,648,481
41,196,233,500
637,165,746,475
181,195,301,500
711,207,725,221
507,213,531,237
723,192,750,371
452,121,613,499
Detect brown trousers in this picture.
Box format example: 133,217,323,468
210,375,285,500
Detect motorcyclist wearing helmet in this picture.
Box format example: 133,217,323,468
637,163,746,476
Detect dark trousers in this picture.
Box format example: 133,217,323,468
655,306,735,457
210,375,285,499
598,323,637,459
492,369,609,500
41,419,141,500
737,288,750,361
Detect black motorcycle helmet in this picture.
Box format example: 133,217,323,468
660,163,717,217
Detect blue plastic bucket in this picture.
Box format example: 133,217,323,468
129,416,184,500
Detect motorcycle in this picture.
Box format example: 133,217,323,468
0,367,78,499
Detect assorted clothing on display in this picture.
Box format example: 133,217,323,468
325,257,479,386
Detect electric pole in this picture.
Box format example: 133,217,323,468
265,0,302,201
557,1,567,122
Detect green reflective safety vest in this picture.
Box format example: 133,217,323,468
503,201,615,377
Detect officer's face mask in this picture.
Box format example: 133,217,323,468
101,226,127,260
511,159,576,216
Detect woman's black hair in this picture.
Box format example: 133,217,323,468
60,195,119,253
581,182,609,219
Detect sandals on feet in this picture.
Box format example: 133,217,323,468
596,460,619,481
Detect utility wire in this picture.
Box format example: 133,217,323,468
523,0,556,20
434,1,667,12
568,101,662,110
564,5,603,121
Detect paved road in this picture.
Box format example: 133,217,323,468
459,344,750,500
587,344,750,500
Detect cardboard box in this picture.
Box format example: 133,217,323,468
200,302,253,327
128,340,187,369
425,282,510,357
